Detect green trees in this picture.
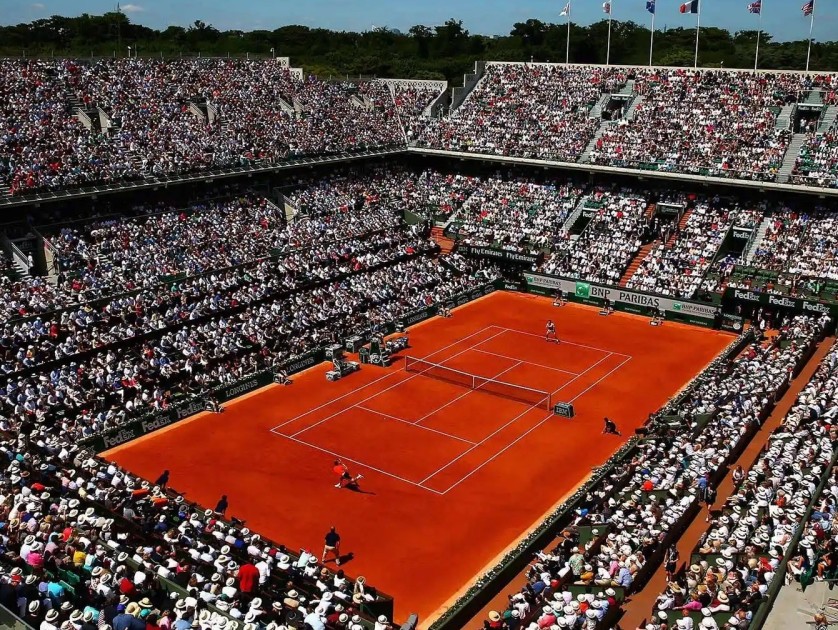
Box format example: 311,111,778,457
0,11,834,79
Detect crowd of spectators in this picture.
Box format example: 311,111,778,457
1,59,443,196
0,425,400,630
452,176,582,252
791,119,838,189
787,345,838,586
586,69,802,181
544,186,649,284
643,328,837,630
626,198,733,298
417,64,624,162
0,203,507,444
482,314,827,630
749,209,809,274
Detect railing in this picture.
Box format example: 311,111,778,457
408,148,838,199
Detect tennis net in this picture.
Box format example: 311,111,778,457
404,356,552,409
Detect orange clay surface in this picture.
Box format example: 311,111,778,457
104,292,733,624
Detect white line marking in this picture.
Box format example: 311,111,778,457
272,432,445,495
270,325,503,432
413,359,526,426
355,405,476,445
550,352,612,398
416,398,542,486
439,412,555,495
569,355,632,403
427,351,624,493
286,328,510,438
472,348,580,376
496,326,632,358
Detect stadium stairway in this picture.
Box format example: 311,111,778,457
579,126,606,163
431,226,456,254
644,202,657,220
619,242,656,287
662,208,694,247
778,133,808,183
589,93,610,119
616,336,835,630
805,89,824,105
775,103,795,131
819,105,838,133
744,216,773,265
618,79,635,95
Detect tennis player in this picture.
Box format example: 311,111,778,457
545,320,559,343
333,460,364,489
602,417,621,435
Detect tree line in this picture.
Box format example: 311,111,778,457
0,12,835,82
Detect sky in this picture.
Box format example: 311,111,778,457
2,0,835,43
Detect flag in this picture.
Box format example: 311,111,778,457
646,0,656,14
560,3,570,16
747,0,761,13
680,0,699,13
802,0,814,16
603,2,611,14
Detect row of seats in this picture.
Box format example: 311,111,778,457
644,334,838,630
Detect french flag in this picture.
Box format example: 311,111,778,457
680,0,699,13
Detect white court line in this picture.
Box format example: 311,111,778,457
472,348,580,376
440,412,556,495
269,325,503,432
496,326,632,359
283,328,510,439
355,405,476,445
550,352,612,398
277,434,445,495
416,396,543,486
437,353,632,495
413,359,524,426
568,355,632,403
420,350,619,490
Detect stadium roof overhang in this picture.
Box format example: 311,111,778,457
407,148,838,199
0,149,405,210
3,145,837,210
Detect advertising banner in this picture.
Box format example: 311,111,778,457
83,371,276,452
724,288,837,316
522,273,719,326
461,245,543,266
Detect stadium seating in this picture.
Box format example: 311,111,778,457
644,334,838,630
543,185,650,284
0,59,437,196
417,64,625,162
588,69,799,181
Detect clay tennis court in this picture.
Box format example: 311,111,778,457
104,291,733,624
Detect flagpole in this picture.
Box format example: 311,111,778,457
694,0,701,68
806,1,815,72
606,1,613,66
649,9,656,66
754,1,762,71
566,2,572,65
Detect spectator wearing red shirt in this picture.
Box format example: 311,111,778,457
237,562,260,596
